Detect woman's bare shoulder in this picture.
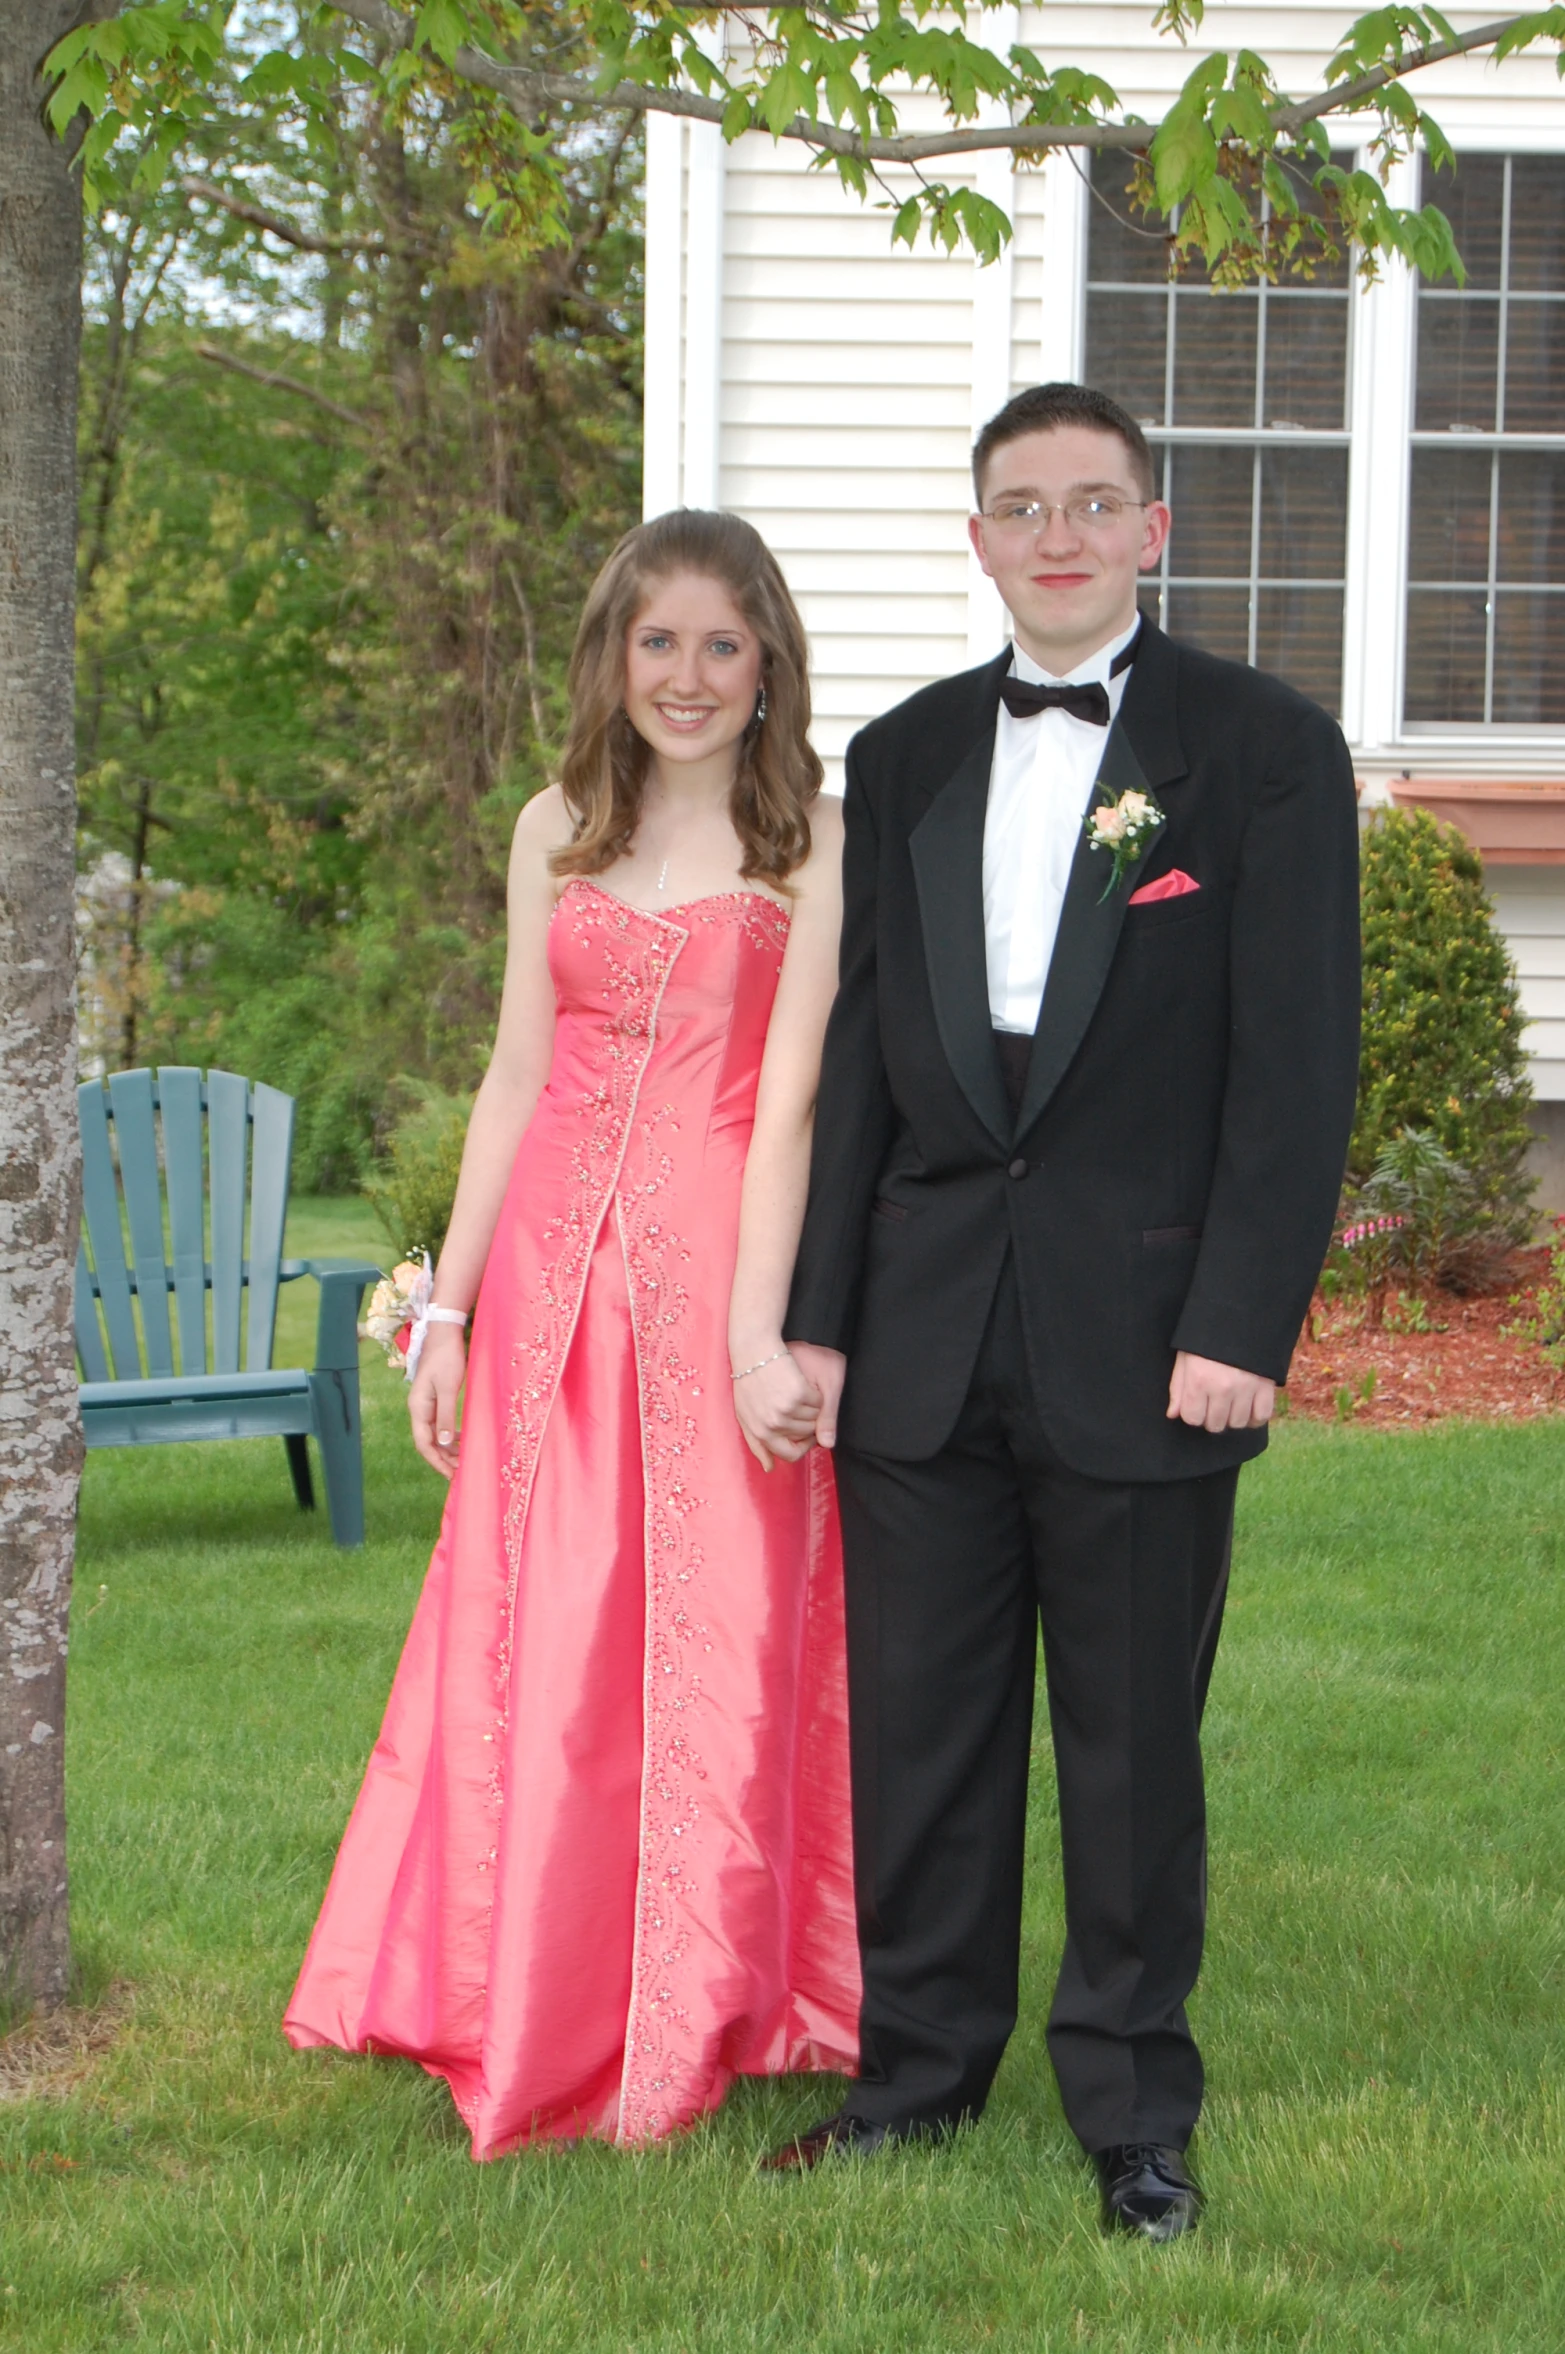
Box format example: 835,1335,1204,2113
512,783,574,856
810,789,845,851
509,784,576,888
793,790,843,898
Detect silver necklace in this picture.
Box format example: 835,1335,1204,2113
656,857,669,895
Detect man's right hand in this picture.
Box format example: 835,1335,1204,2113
786,1343,847,1448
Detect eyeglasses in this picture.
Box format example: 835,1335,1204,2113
979,496,1147,536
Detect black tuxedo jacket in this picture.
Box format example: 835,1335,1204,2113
785,622,1361,1482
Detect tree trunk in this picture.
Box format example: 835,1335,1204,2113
0,3,86,2013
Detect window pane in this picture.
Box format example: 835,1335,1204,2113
1084,292,1168,427
1255,588,1343,709
1162,444,1254,578
1493,594,1565,722
1496,450,1565,586
1507,158,1565,293
1420,154,1505,290
1408,447,1494,584
1171,292,1258,426
1165,584,1250,663
1501,298,1565,431
1261,294,1349,428
1405,590,1488,721
1415,296,1500,429
1087,155,1172,286
1258,448,1348,580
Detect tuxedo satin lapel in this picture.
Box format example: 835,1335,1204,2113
1014,720,1164,1143
910,736,1013,1149
1114,617,1188,795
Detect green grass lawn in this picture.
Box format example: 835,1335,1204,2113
3,1199,1563,2350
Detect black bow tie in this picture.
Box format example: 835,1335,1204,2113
999,677,1111,726
998,630,1140,728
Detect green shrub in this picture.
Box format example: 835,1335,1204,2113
363,1079,473,1264
1349,807,1535,1281
1335,1127,1480,1302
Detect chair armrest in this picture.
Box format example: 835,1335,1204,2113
302,1258,383,1373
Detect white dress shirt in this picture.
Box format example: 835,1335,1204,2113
982,617,1140,1034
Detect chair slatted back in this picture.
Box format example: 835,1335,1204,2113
73,1239,110,1383
208,1070,250,1375
78,1080,142,1381
244,1084,294,1373
74,1068,298,1382
109,1070,175,1377
160,1065,207,1375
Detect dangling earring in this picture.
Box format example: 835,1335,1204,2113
754,686,768,726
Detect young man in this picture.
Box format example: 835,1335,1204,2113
771,383,1360,2237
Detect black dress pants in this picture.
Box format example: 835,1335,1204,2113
832,1264,1237,2153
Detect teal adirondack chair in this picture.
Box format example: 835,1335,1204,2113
74,1067,381,1547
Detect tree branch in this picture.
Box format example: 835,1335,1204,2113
1275,18,1551,134
179,174,404,256
191,341,368,429
319,0,1561,164
319,0,1145,155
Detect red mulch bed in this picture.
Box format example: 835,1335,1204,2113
1283,1246,1565,1424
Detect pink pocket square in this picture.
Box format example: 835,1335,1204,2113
1128,868,1200,906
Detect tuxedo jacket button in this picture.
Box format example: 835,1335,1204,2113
1007,1157,1028,1180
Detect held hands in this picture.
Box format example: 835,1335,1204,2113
788,1344,846,1448
731,1341,847,1469
1167,1349,1275,1433
410,1323,467,1479
732,1347,822,1471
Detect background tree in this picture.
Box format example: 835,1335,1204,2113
8,0,1565,2017
1,0,86,2017
76,29,641,1186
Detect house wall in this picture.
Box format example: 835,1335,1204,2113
641,3,1565,1113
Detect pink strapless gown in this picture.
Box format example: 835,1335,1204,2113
284,880,860,2153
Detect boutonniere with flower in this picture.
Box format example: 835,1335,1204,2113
1084,787,1165,901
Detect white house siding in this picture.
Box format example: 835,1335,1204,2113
716,139,989,774
1486,874,1565,1100
642,5,1565,1111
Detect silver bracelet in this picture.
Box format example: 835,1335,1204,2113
731,1348,791,1384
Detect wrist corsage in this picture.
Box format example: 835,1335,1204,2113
363,1252,468,1382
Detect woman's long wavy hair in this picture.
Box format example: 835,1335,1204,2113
551,510,823,889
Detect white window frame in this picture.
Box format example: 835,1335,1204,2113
1401,146,1565,735
1071,125,1565,766
1342,127,1565,763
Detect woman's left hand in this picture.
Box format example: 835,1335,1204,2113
732,1349,822,1471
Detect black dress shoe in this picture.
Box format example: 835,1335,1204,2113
1094,2143,1203,2241
760,2111,895,2171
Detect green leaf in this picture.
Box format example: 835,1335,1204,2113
45,55,111,136
413,0,472,68
1422,113,1457,178
1150,56,1226,210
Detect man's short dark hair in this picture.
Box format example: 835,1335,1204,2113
972,383,1155,506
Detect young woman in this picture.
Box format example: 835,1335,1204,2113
284,512,859,2154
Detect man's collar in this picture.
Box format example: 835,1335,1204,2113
1010,613,1142,690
